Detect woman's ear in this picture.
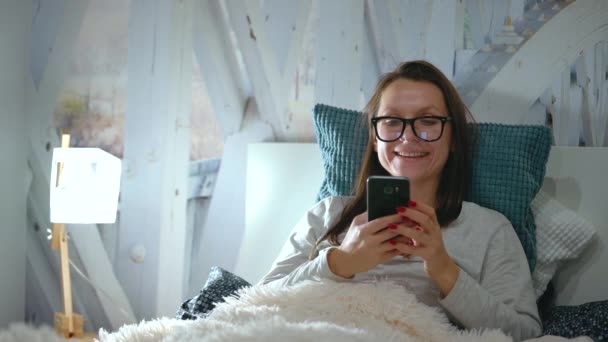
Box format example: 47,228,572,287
373,140,378,152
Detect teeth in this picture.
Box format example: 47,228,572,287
396,152,427,157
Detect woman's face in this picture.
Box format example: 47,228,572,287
373,79,452,187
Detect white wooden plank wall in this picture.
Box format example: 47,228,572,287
118,0,193,319
193,0,246,136
224,0,310,140
361,2,381,102
314,0,364,109
471,0,608,125
0,0,30,327
576,41,608,146
365,0,458,80
193,101,274,292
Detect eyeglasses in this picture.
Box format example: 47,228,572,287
371,115,452,142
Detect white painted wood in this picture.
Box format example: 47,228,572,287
576,42,608,146
193,101,274,291
544,147,608,305
119,0,193,319
366,0,456,79
193,0,246,136
361,3,381,104
465,0,489,49
262,0,298,74
390,0,430,62
0,0,31,326
545,69,572,146
68,226,136,328
465,0,521,50
26,219,63,323
509,0,525,23
29,0,65,89
314,0,364,109
235,143,324,284
224,0,311,140
454,0,466,51
425,0,457,79
365,0,400,73
470,0,608,124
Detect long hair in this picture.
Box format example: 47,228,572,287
310,60,476,257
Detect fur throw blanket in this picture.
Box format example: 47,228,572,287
99,280,513,342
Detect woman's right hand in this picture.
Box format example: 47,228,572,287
327,211,407,278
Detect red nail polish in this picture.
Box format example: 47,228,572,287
408,200,417,207
388,224,397,230
389,240,397,245
396,206,407,213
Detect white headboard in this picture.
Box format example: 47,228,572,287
543,147,608,305
237,143,608,306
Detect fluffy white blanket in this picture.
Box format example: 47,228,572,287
98,280,513,342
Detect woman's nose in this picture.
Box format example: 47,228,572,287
399,124,417,142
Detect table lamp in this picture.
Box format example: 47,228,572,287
49,133,121,338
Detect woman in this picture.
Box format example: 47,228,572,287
260,60,542,341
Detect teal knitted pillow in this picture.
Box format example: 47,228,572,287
312,103,552,271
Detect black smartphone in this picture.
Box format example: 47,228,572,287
367,176,410,221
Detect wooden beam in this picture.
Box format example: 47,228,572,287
366,0,457,79
69,225,137,328
29,0,65,89
470,0,608,124
425,0,457,78
193,100,274,291
118,0,193,319
361,2,381,103
314,0,364,109
576,41,608,146
0,0,31,326
193,0,247,136
365,0,400,74
26,218,63,323
224,0,311,140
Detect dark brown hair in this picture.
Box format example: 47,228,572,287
311,60,476,257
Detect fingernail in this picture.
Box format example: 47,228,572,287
396,206,407,213
388,224,397,230
415,227,422,231
389,240,397,245
408,200,417,207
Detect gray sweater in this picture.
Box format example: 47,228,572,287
259,196,542,341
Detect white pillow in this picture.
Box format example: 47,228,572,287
531,190,597,298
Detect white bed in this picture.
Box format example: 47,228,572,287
237,143,608,307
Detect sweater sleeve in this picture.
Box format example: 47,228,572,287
439,222,542,341
258,197,352,288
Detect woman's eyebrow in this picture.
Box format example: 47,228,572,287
416,105,442,113
379,105,442,115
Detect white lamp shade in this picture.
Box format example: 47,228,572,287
50,148,121,224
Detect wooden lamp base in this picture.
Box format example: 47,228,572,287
54,312,84,338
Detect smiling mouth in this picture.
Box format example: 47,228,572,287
395,151,429,158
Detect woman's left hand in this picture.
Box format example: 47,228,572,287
390,200,460,297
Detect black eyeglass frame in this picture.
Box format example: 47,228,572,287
371,115,453,142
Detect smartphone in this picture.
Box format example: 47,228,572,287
367,176,410,221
